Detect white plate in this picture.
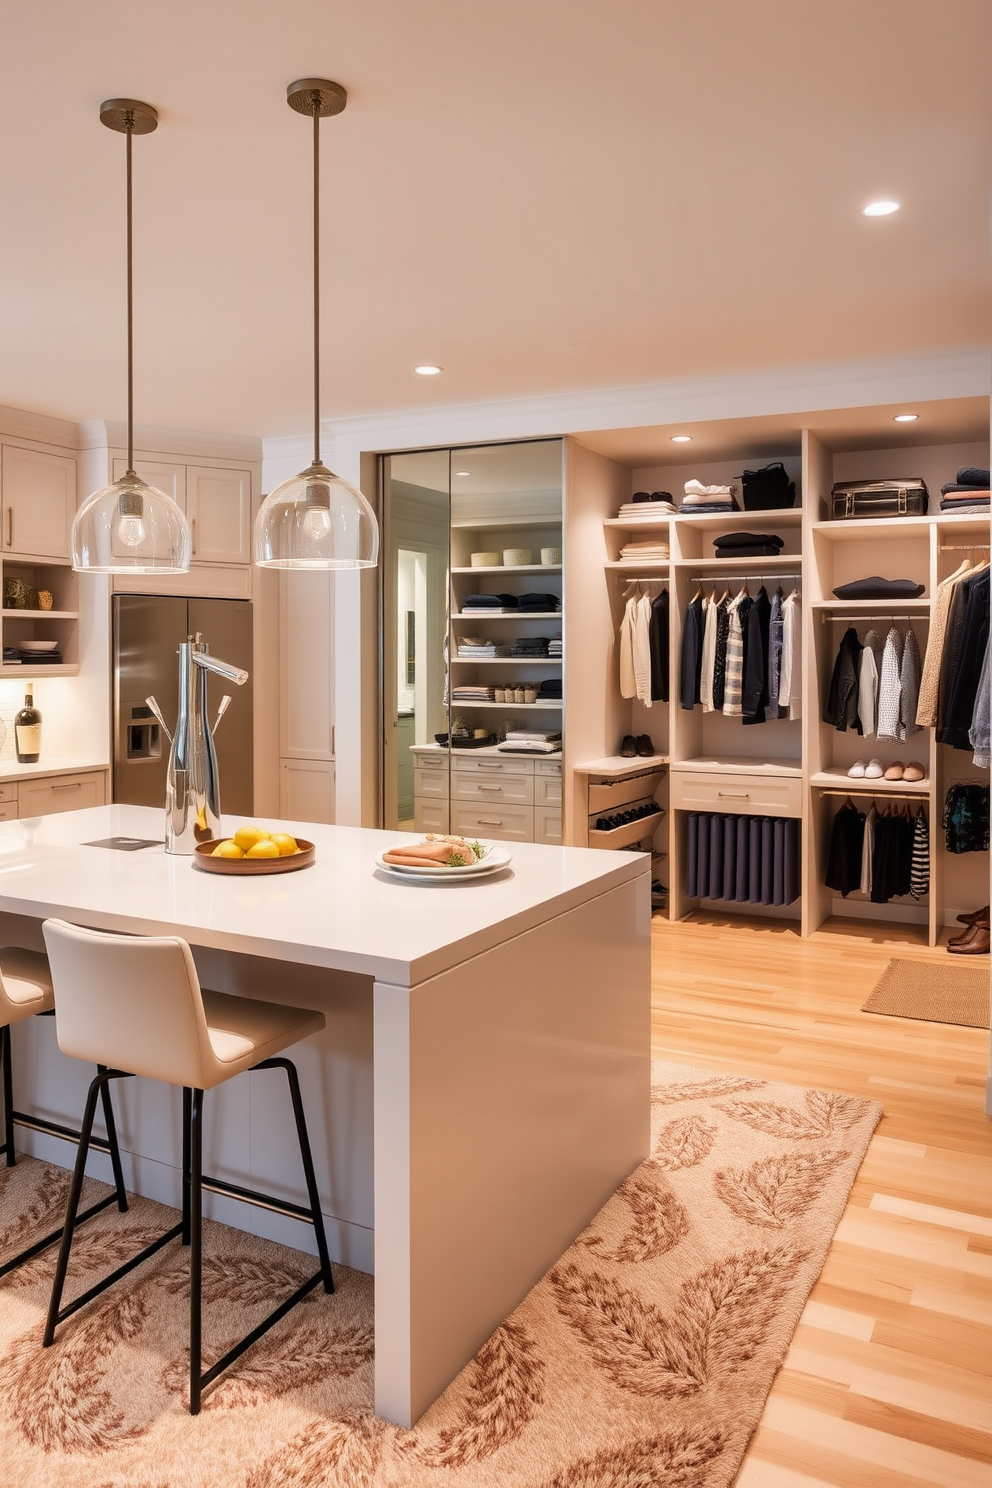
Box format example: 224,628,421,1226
17,640,59,652
375,843,512,880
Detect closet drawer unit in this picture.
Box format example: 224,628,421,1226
413,751,448,773
0,783,16,804
588,771,664,814
451,753,533,778
414,798,449,834
452,771,534,805
535,773,562,807
670,770,802,818
414,766,449,800
534,759,562,778
18,770,106,818
450,802,535,843
0,801,18,822
534,806,562,845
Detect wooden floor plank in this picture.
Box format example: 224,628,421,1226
650,912,992,1488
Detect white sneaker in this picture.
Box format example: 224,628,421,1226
865,758,884,779
848,760,867,778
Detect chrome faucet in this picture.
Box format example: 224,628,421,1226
147,634,249,855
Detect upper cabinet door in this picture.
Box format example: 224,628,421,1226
186,466,252,565
111,457,187,564
1,445,76,560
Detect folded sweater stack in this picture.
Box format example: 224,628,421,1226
619,537,670,561
940,466,989,514
616,491,677,518
712,531,785,559
679,479,739,515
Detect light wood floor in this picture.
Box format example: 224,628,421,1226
651,911,992,1488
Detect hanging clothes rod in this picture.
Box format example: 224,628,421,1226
616,573,668,586
691,573,801,585
940,542,990,551
819,612,924,624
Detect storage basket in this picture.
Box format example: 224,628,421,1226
540,547,562,565
502,548,533,566
471,551,502,567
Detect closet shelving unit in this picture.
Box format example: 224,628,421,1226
568,417,989,945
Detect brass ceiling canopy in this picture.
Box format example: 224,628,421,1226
286,79,347,118
99,98,159,135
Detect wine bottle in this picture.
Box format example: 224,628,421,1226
15,684,41,764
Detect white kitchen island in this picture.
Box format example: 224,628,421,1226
0,804,650,1426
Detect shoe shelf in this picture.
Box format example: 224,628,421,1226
588,809,666,850
673,755,802,777
572,755,669,776
810,769,930,794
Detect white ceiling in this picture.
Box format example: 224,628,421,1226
1,0,990,441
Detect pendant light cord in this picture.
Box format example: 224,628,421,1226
312,96,320,468
125,116,135,474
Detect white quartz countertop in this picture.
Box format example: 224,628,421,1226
0,804,647,986
0,758,110,783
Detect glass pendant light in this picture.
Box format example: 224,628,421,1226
71,100,191,574
254,80,379,570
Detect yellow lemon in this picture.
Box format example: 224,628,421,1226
246,838,280,859
211,840,244,859
270,833,299,856
233,825,269,852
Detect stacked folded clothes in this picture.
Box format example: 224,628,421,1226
517,592,561,612
616,491,677,518
3,647,63,664
497,729,562,755
618,538,670,562
548,632,562,657
679,479,739,515
510,637,550,657
832,576,926,600
457,638,511,658
940,466,990,513
538,678,562,699
712,531,785,559
461,592,519,611
452,685,496,702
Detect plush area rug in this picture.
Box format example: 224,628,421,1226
0,1063,881,1488
862,957,990,1028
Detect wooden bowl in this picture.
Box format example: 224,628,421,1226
192,839,315,875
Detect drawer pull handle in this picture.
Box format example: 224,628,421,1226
5,508,11,547
477,818,504,826
52,782,83,791
477,785,503,792
477,763,503,771
717,790,749,799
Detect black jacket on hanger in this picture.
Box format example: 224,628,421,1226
712,595,731,710
742,585,772,724
825,801,865,895
680,594,704,709
824,627,864,732
649,588,670,702
939,568,990,749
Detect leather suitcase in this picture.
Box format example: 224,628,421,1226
830,478,929,519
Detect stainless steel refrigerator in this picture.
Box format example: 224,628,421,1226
113,595,254,814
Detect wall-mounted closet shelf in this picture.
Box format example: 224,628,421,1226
676,509,804,530
449,700,562,711
605,561,669,573
811,770,930,794
450,658,561,666
450,564,560,575
0,664,80,679
451,611,561,621
450,516,560,530
2,608,78,621
604,517,671,531
812,599,930,613
680,558,800,574
573,755,669,776
674,756,802,777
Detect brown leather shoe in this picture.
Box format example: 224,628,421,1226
957,905,990,925
947,923,990,954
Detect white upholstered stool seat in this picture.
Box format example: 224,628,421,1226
0,946,54,1018
1,943,127,1278
40,917,334,1414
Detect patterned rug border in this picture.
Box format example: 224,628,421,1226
862,957,990,1029
0,1061,883,1488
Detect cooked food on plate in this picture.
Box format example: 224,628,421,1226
382,836,485,869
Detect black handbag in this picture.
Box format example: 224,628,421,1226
741,461,796,511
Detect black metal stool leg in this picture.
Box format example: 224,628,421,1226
43,1068,108,1345
1,1025,14,1167
97,1064,129,1213
280,1058,334,1294
181,1087,192,1246
189,1087,203,1415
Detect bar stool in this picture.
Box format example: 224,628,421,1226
0,945,127,1280
41,919,334,1414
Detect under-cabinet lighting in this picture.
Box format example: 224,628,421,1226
455,470,471,476
893,413,918,423
863,200,900,217
670,435,692,443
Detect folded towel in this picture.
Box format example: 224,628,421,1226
684,480,737,498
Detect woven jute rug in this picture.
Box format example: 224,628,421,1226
862,957,990,1029
0,1063,881,1488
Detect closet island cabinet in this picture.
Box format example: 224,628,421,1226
563,411,989,949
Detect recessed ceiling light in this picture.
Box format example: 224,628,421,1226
893,413,918,423
414,364,442,376
863,200,900,217
455,470,471,477
670,434,692,443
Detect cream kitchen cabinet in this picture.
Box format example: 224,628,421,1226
280,757,335,824
411,746,562,842
113,457,251,566
13,768,108,818
1,444,76,561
